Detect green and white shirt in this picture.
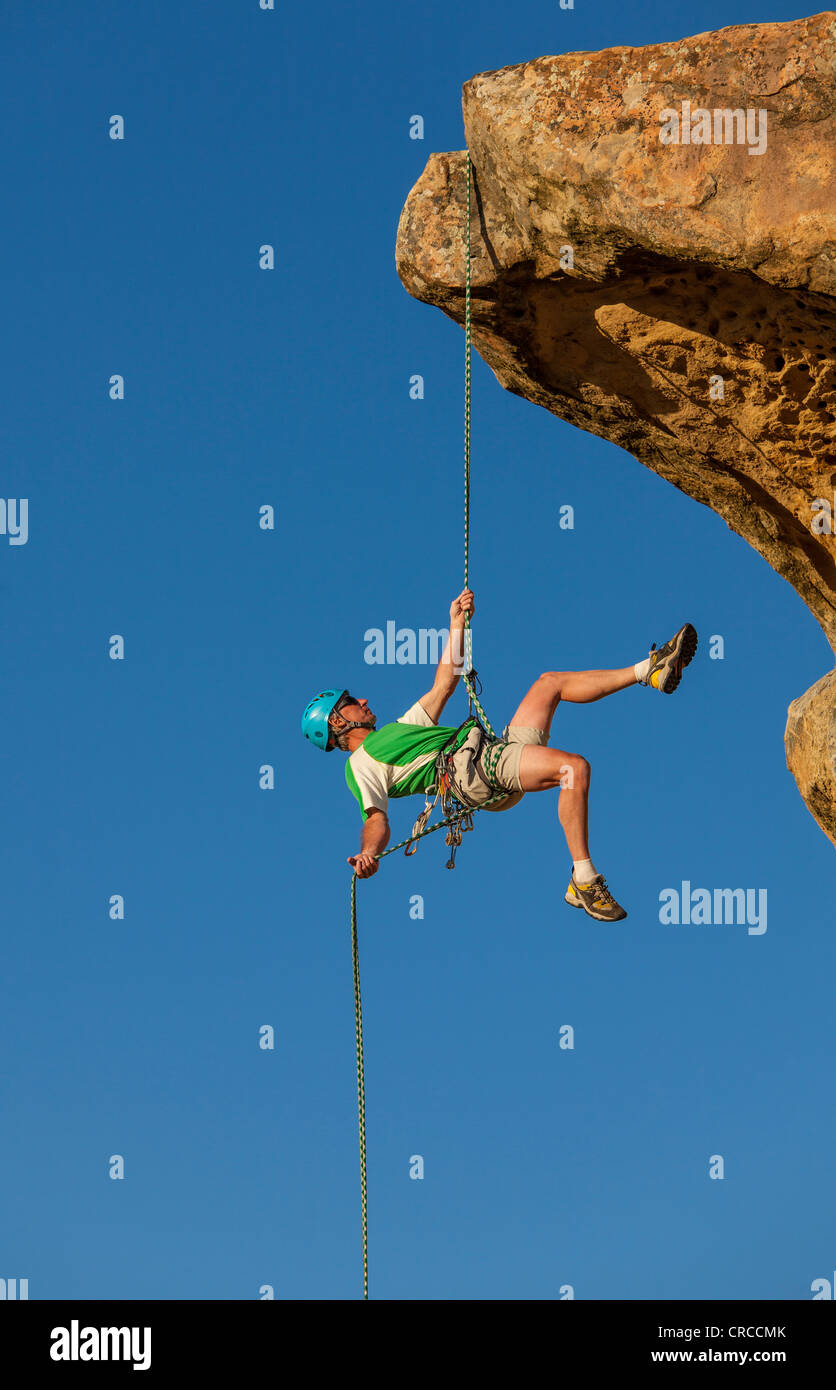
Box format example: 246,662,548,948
345,701,474,821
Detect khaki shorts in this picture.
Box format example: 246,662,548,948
448,723,548,812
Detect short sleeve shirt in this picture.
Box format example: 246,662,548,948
345,702,474,820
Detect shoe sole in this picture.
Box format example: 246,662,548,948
657,622,698,693
564,890,627,922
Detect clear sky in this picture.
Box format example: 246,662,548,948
2,1,833,1301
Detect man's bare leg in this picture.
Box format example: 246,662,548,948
499,628,697,922
516,743,626,920
507,669,633,921
507,667,637,739
517,745,590,860
507,668,638,859
509,624,698,737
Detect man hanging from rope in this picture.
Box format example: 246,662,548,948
302,590,697,921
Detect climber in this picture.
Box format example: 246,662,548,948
301,589,697,922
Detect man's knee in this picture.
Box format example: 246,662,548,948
558,753,590,790
533,671,566,703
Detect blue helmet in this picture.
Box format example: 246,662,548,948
301,689,347,752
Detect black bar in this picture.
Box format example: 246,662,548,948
1,1299,831,1376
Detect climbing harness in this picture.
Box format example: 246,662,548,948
350,149,504,1299
404,714,478,867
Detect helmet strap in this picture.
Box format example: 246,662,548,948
329,711,375,749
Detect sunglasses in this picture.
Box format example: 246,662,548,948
327,693,360,749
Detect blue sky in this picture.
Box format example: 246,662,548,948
1,1,833,1300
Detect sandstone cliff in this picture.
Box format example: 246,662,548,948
396,12,836,846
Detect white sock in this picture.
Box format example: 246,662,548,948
573,858,598,884
634,656,652,683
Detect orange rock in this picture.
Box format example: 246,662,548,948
396,13,836,846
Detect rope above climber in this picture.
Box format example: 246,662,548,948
301,589,698,920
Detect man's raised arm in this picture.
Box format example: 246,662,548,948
418,589,474,724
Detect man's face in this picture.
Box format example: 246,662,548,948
339,696,374,724
329,694,376,743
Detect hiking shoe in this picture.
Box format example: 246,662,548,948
564,873,628,922
640,622,698,693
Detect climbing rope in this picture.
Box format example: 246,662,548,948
349,789,508,1300
350,790,510,1301
349,874,368,1300
350,147,502,1300
461,149,496,739
463,147,473,678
